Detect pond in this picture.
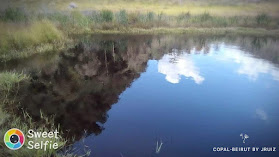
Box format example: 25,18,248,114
2,35,279,157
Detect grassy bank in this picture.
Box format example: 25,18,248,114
0,110,67,157
0,71,90,156
45,9,279,36
89,27,279,36
0,1,279,60
1,7,278,31
47,10,279,31
0,72,70,157
1,8,276,34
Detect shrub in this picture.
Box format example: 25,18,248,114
157,12,166,21
146,12,155,22
100,10,113,22
256,13,271,25
128,12,140,24
200,12,212,21
177,12,191,21
91,10,101,22
116,10,128,25
156,12,169,26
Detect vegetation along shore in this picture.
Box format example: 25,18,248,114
1,0,279,61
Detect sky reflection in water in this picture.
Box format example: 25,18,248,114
2,35,279,157
158,44,279,85
71,37,279,157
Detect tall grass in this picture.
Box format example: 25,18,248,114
0,72,29,93
23,8,274,32
1,7,278,36
70,11,90,28
61,10,277,30
116,10,128,25
0,20,64,61
0,20,63,51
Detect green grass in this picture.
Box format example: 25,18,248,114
0,20,65,61
0,72,29,93
0,20,63,50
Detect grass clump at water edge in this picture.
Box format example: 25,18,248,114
0,72,29,93
0,20,65,61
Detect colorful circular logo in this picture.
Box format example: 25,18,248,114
4,128,25,150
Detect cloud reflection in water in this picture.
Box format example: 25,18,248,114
158,50,204,84
220,46,279,81
256,109,268,121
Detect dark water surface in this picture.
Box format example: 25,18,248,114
2,35,279,157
